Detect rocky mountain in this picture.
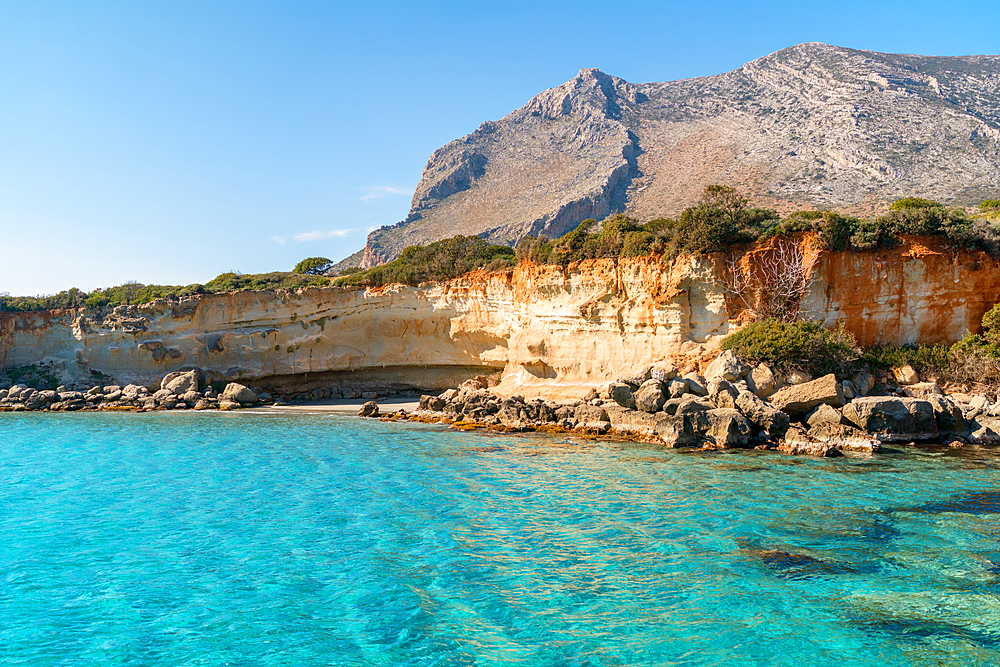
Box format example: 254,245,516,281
358,42,1000,267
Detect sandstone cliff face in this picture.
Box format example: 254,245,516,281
0,280,512,392
359,43,1000,267
800,236,1000,346
2,238,999,395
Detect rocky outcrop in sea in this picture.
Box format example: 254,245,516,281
0,368,279,412
366,352,1000,457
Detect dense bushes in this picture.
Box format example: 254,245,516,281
334,235,516,287
517,187,780,266
758,205,1000,254
889,197,944,210
720,305,1000,387
517,187,1000,267
715,302,1000,386
0,272,330,313
861,344,955,378
719,319,861,378
861,339,1000,386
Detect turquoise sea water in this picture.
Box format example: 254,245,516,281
2,412,1000,666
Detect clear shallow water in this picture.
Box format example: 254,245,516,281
2,413,1000,666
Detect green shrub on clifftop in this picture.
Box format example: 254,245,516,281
720,319,861,378
334,236,516,287
0,272,330,313
293,257,333,275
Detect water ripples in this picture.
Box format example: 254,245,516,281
2,412,1000,665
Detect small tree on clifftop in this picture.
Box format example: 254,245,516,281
293,257,333,275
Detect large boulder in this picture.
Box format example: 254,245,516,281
162,369,200,395
892,365,920,385
619,364,653,387
805,423,881,454
735,391,790,437
902,382,943,399
656,413,701,448
704,409,753,449
574,403,609,424
650,362,679,383
684,373,709,397
705,351,750,382
122,384,147,398
805,404,845,429
708,378,739,410
152,388,174,402
851,371,875,396
180,390,202,405
608,382,636,410
663,395,702,415
221,383,258,406
675,398,715,418
841,397,938,442
604,404,661,436
746,363,777,398
634,382,666,413
779,425,843,457
769,374,844,417
358,401,379,417
23,392,49,410
924,395,969,436
970,416,1000,446
667,377,688,398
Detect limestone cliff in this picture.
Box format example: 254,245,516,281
2,237,999,396
359,43,1000,267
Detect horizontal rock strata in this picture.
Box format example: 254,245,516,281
2,237,1000,397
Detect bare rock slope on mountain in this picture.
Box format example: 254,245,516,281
360,43,1000,267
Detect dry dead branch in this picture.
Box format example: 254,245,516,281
725,240,819,322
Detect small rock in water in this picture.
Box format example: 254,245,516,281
359,401,380,418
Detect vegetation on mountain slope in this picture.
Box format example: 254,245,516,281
516,186,1000,266
5,186,999,309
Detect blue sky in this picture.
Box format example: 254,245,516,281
2,0,999,295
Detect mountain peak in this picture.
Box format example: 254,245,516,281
357,45,1000,268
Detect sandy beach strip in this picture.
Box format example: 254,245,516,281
269,397,421,413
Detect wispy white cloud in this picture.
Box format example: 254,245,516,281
293,228,353,242
270,235,286,245
359,185,412,202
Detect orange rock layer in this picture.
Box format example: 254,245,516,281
1,236,998,393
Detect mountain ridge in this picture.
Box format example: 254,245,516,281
356,43,1000,268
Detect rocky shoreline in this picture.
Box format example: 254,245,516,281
5,352,1000,459
363,353,1000,457
0,369,284,412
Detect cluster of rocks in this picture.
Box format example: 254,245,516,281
290,386,379,402
381,352,1000,457
0,369,279,412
